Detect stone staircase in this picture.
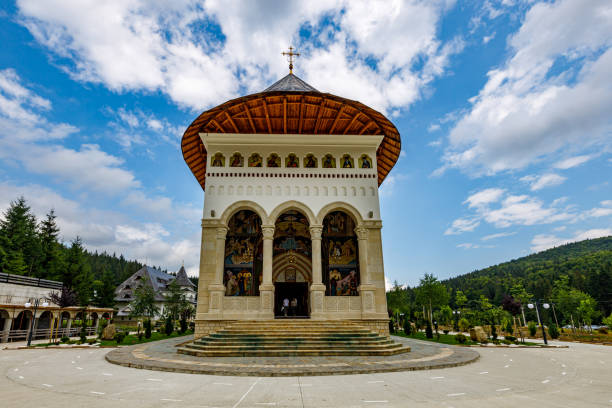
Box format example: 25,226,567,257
177,320,410,357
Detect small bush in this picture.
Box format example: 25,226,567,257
458,317,470,332
455,333,467,344
491,324,497,340
180,317,187,334
502,339,512,345
505,335,516,342
492,339,501,345
443,329,449,335
60,336,69,343
480,339,489,344
403,320,412,335
144,319,152,339
87,338,97,345
388,319,395,334
597,327,608,335
425,321,433,339
528,321,537,336
548,324,560,339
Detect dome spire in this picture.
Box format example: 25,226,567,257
281,46,300,74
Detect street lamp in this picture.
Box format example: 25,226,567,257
527,301,548,345
453,310,461,331
25,298,49,347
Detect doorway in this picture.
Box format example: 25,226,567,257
274,282,309,318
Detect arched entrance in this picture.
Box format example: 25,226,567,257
273,210,311,317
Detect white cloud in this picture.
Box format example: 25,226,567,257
481,231,516,241
583,200,612,218
554,155,593,169
520,173,566,191
531,228,612,252
482,32,496,44
16,0,463,114
445,217,480,235
428,123,441,132
440,0,612,175
464,188,505,208
448,188,574,234
457,242,479,249
0,69,139,194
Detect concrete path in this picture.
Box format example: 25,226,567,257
1,339,610,407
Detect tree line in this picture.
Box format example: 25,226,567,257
0,196,152,308
387,236,612,331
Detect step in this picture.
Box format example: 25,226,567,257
194,338,394,346
177,346,410,357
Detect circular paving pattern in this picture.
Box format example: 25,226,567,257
105,335,480,376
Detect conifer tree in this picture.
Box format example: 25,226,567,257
65,237,93,306
0,197,40,275
38,209,64,279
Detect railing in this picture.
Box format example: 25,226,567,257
4,326,97,342
0,272,63,290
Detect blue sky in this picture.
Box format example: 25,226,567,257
0,0,610,286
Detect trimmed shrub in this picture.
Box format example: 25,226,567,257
480,339,489,344
114,332,126,344
528,321,537,336
505,335,517,342
180,317,187,334
443,329,450,335
502,339,512,345
87,338,97,345
403,320,412,335
60,336,69,343
425,321,433,339
165,316,174,336
548,324,560,339
455,333,467,344
458,317,470,332
144,319,152,339
491,324,497,340
389,319,395,334
597,327,608,334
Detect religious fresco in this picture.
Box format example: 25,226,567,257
341,154,354,168
285,153,299,168
359,154,372,169
273,210,311,258
304,154,317,168
248,153,262,167
211,152,225,167
267,153,281,167
322,154,336,168
229,152,244,167
224,210,262,296
322,211,359,296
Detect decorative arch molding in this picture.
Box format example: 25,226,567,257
316,201,364,225
272,252,312,283
269,200,317,226
219,200,269,225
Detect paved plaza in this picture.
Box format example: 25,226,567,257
1,337,611,407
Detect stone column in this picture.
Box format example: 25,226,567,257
356,225,376,317
309,225,326,319
66,317,73,337
1,317,12,343
207,226,228,316
259,225,275,319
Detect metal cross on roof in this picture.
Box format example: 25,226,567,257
282,46,300,74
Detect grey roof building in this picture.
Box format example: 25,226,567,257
114,265,196,320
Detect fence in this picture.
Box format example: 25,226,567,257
5,326,97,342
0,272,63,290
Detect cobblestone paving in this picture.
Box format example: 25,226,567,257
105,335,480,376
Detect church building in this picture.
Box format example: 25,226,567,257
181,55,401,340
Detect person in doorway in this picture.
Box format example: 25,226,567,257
290,297,298,316
282,297,289,316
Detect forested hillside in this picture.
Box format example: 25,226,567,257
442,237,612,317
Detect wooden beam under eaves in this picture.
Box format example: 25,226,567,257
262,98,272,133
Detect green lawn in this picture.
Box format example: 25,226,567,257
98,330,193,346
394,331,477,345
